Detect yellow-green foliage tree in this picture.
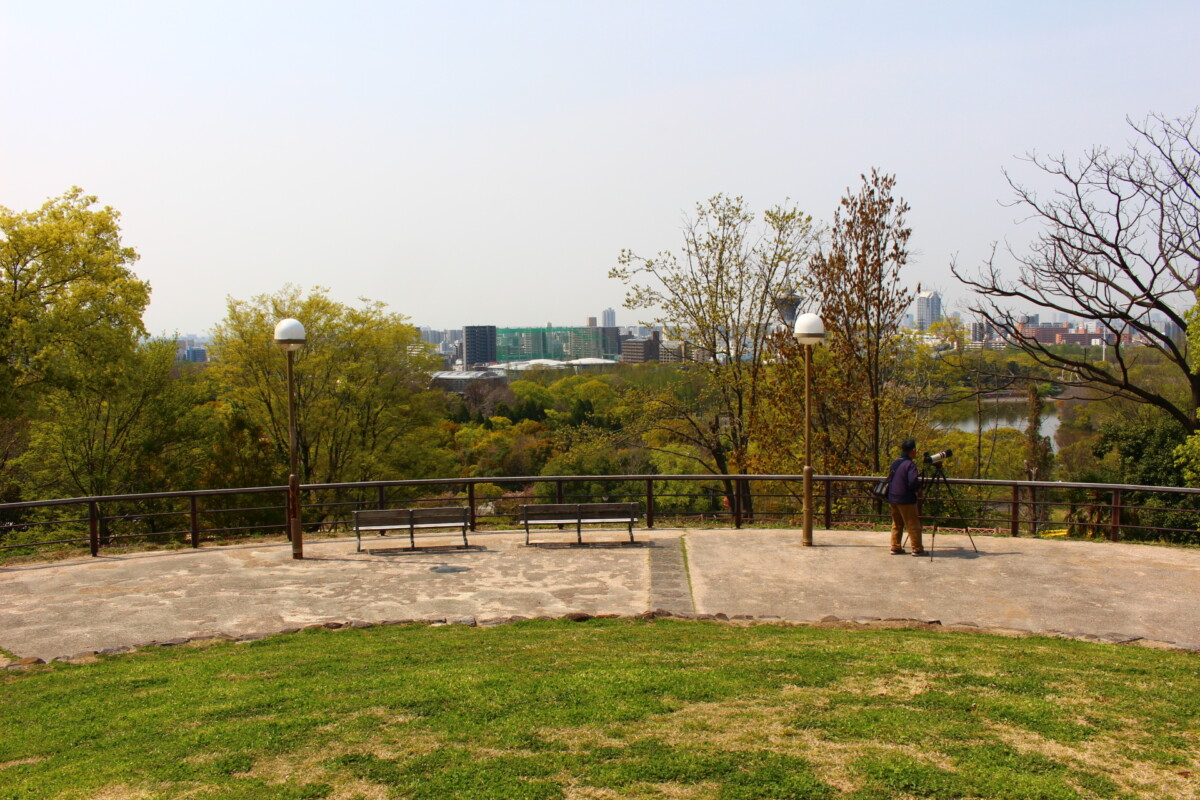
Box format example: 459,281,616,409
208,286,449,487
0,188,149,406
0,188,151,502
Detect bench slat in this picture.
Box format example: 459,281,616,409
520,502,638,545
354,507,470,552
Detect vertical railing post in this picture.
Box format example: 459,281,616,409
645,478,655,529
88,501,100,557
190,496,200,548
467,482,476,531
1029,486,1039,537
283,488,292,540
1110,489,1121,542
1010,484,1020,537
377,485,386,510
823,478,833,531
556,480,564,504
733,481,743,529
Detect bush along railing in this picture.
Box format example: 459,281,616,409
1,474,1199,558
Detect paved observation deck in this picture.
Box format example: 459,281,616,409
2,529,1198,662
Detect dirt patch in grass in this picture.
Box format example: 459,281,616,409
87,785,156,800
988,723,1200,800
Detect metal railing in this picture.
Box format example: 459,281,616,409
2,473,1199,557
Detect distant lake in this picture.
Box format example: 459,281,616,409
940,399,1060,451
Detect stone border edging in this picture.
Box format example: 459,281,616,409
4,611,1197,672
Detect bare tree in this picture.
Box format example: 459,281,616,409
808,169,914,471
953,110,1200,432
610,194,814,508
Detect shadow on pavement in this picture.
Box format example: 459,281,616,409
526,541,653,550
312,545,490,560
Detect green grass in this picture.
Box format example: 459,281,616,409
2,620,1197,799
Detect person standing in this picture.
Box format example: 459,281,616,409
887,439,925,556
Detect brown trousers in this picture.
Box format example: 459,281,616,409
889,503,924,552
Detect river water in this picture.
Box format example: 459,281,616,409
943,399,1060,451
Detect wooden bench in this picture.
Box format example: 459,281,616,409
353,507,470,552
520,502,639,545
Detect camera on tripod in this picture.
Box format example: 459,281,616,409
923,448,953,466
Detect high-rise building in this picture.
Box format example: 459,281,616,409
620,331,661,363
175,338,208,363
602,308,616,328
915,291,943,331
599,327,621,359
970,321,995,343
463,325,497,368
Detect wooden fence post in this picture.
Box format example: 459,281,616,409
190,496,200,548
283,488,292,540
733,481,743,529
823,478,833,530
1010,484,1020,537
645,478,655,529
467,482,476,531
1110,489,1121,542
88,501,100,557
1029,486,1039,537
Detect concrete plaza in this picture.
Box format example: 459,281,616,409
2,529,1198,662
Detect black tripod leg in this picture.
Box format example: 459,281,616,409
933,469,977,552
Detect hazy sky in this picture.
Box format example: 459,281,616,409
3,1,1198,336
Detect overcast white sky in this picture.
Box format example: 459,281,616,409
3,1,1198,336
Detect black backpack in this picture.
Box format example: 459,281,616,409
870,464,896,500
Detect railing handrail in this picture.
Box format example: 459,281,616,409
3,473,1199,513
5,471,1199,557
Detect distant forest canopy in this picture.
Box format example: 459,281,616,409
1,111,1197,516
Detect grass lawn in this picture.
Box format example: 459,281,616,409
1,619,1197,800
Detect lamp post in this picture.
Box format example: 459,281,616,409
793,312,825,546
274,318,306,560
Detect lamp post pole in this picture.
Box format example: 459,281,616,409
804,342,813,545
274,319,307,560
793,313,825,547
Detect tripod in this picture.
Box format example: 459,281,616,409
907,462,978,560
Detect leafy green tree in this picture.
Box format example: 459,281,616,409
536,433,652,505
18,339,212,499
1022,384,1054,481
0,188,148,411
448,418,555,478
1096,416,1199,543
208,286,447,488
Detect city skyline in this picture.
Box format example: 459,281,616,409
4,2,1198,335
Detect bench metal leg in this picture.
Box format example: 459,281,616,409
460,523,469,548
576,515,583,545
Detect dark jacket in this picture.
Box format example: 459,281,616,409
886,456,920,505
